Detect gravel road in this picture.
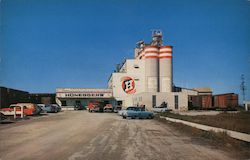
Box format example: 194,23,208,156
0,111,232,160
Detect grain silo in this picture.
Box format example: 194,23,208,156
159,45,173,92
144,46,159,92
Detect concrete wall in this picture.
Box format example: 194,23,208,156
131,92,189,111
108,59,146,104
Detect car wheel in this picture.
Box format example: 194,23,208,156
123,116,126,119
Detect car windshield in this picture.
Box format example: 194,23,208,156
127,107,137,110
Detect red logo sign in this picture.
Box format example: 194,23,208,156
121,76,136,94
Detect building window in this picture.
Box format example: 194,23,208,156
134,64,139,69
75,100,81,105
175,95,179,109
61,100,67,106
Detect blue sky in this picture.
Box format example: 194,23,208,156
0,0,250,102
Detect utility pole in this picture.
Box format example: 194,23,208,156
240,74,246,102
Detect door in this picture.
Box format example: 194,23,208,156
175,95,179,109
152,95,156,108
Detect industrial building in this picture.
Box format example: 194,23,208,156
29,93,56,105
56,88,115,109
107,30,198,111
0,87,30,108
0,86,56,108
56,31,200,111
1,31,238,111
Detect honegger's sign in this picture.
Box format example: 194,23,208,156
56,88,113,98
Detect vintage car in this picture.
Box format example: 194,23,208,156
152,106,168,113
88,102,104,112
113,106,122,113
37,104,46,113
122,107,154,119
74,104,85,110
0,103,41,116
103,104,113,112
153,102,169,113
39,104,57,113
52,104,61,112
0,113,7,120
118,106,137,116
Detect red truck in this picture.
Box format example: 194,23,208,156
88,102,104,112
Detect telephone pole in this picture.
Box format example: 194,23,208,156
240,74,246,102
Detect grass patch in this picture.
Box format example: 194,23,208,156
155,115,250,159
160,111,250,134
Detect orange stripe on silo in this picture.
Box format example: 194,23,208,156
145,56,158,59
159,51,172,54
159,56,172,59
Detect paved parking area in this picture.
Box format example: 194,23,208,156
0,111,232,160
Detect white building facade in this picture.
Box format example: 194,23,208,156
108,31,197,111
56,31,198,111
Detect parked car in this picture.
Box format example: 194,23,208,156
104,104,113,112
118,106,138,116
123,107,154,119
40,104,57,113
153,106,168,113
52,104,61,112
0,113,7,120
153,102,168,113
89,106,101,112
1,103,41,116
113,106,122,113
37,104,46,113
74,104,85,110
88,102,104,112
33,105,42,115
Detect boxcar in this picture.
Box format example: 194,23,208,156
213,93,238,109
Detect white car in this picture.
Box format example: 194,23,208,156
152,106,168,113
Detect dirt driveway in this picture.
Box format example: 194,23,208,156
0,111,232,160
